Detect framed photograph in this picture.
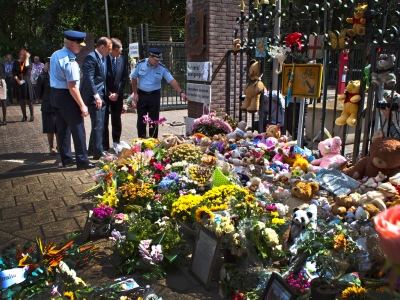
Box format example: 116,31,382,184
259,272,298,300
189,225,222,290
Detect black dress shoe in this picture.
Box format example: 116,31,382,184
77,163,96,170
92,156,101,160
21,116,27,122
29,116,34,122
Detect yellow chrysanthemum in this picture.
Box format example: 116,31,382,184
195,206,215,222
270,211,279,218
271,218,285,225
342,286,367,299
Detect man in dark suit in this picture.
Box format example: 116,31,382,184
81,37,112,160
103,38,128,151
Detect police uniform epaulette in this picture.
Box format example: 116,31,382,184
135,59,146,68
159,62,166,68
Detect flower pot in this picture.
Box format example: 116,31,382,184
177,219,197,237
310,278,340,300
90,215,112,237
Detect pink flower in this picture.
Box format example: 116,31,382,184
375,206,400,265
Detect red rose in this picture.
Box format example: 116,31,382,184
154,174,161,181
285,32,303,50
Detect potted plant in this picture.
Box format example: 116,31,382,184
91,204,114,236
310,252,344,299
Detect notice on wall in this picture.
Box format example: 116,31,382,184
129,43,139,58
187,62,212,82
186,83,211,104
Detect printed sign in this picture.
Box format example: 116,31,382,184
282,64,323,98
0,267,28,289
186,83,211,104
187,62,212,82
129,43,139,58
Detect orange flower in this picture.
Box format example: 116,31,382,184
374,205,400,265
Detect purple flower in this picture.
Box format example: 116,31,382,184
168,172,179,181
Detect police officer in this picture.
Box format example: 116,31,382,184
50,31,95,170
131,48,189,138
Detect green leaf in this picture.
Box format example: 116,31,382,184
164,249,181,262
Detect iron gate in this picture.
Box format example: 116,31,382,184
127,24,187,110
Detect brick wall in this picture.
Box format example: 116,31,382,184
187,0,249,117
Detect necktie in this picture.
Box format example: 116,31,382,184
112,58,116,77
101,56,106,76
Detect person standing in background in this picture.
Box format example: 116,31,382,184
13,49,35,122
103,38,128,151
31,56,44,103
81,37,112,160
37,57,57,154
4,55,13,104
50,30,94,170
0,60,6,124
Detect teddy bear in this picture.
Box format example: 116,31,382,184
247,177,263,193
289,205,317,241
291,180,320,202
343,131,400,179
292,154,310,172
161,134,185,149
226,121,248,142
199,137,212,153
346,4,368,36
265,124,281,139
371,54,397,87
359,171,387,192
240,59,265,113
335,80,361,126
233,38,241,51
308,136,347,173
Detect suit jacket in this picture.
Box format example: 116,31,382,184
105,55,128,102
80,51,107,106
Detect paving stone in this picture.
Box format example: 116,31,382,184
0,230,16,245
53,204,88,221
20,211,55,228
33,198,66,212
27,182,57,193
62,170,91,178
15,191,47,205
79,175,96,184
0,218,21,233
43,234,68,245
72,183,98,195
5,236,31,248
0,197,16,209
75,215,89,230
37,173,65,182
45,187,75,199
53,178,82,189
12,177,39,187
63,195,91,206
0,181,12,189
42,218,81,238
8,185,29,196
1,203,35,219
13,226,45,242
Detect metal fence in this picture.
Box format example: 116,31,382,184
127,24,187,110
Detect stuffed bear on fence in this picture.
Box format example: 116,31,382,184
240,59,265,113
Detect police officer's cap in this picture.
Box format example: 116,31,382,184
149,48,164,61
64,30,86,47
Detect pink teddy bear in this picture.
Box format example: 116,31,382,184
308,136,347,173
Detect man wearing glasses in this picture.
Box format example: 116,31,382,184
50,30,95,170
102,38,128,152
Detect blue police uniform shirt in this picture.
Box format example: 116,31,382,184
50,47,81,89
130,58,174,92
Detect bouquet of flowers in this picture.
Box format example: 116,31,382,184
119,182,155,209
92,204,114,220
171,194,203,222
191,112,233,136
187,164,214,184
285,269,311,295
167,143,202,164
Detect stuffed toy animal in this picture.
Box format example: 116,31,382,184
161,134,185,149
371,54,396,87
346,4,367,36
241,59,265,113
274,203,289,216
308,136,347,173
289,205,315,241
290,145,315,163
227,121,247,142
199,137,212,153
389,172,400,186
292,154,310,172
291,180,319,202
359,171,387,192
343,211,356,224
265,124,281,139
291,167,304,180
335,80,361,126
343,131,400,179
233,38,241,51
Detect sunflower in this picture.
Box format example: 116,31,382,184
64,291,75,300
195,206,215,222
341,286,367,299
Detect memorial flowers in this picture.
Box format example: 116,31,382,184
285,269,311,294
187,164,214,184
171,194,203,221
167,143,202,164
341,286,367,299
119,182,155,208
191,112,233,136
92,204,114,220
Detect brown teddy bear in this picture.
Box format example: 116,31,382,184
335,80,361,126
240,59,265,113
343,131,400,179
346,4,367,36
161,134,185,149
363,203,381,218
200,137,212,153
291,180,320,202
335,195,354,208
265,124,281,139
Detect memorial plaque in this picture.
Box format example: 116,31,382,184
189,226,222,290
259,273,298,300
187,62,212,82
185,11,204,56
186,83,211,104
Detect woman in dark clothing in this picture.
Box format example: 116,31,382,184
0,61,6,124
13,49,34,122
37,58,57,155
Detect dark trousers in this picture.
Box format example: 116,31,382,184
286,102,308,144
103,99,123,150
51,88,89,166
137,90,161,138
88,104,106,158
5,76,13,103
